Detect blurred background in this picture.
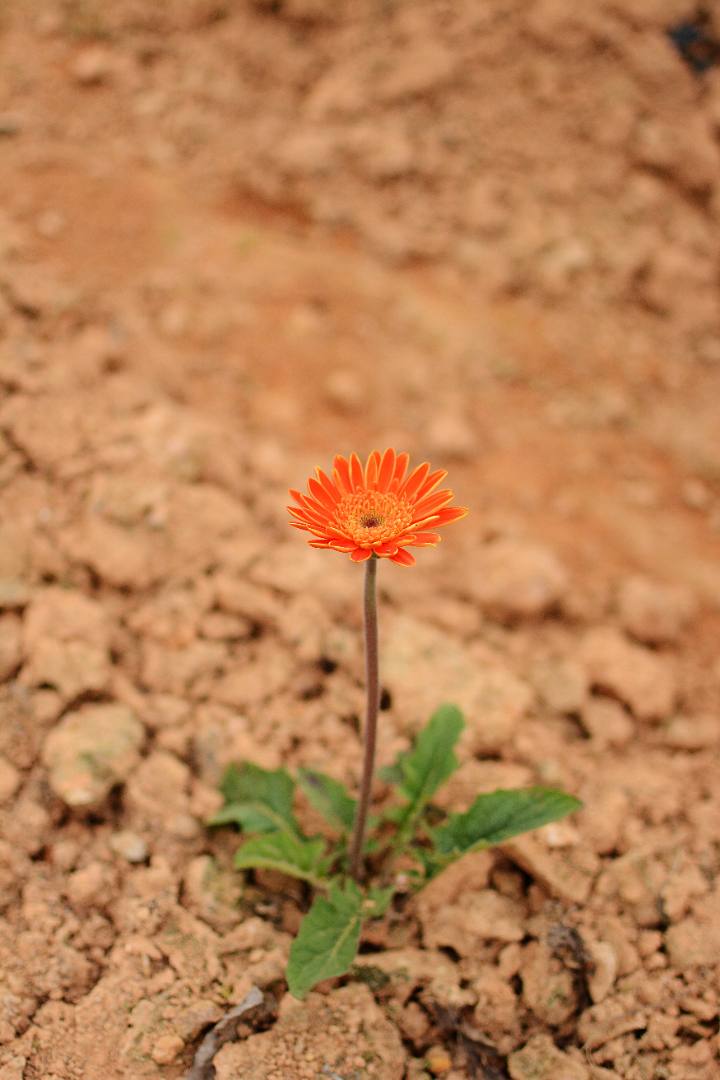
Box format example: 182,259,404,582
1,0,720,600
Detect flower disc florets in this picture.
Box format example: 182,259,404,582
288,448,468,566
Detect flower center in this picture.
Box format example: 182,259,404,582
333,491,413,546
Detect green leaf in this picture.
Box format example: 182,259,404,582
211,762,299,835
234,831,328,886
365,884,396,918
297,768,356,832
387,704,464,841
287,880,364,999
428,787,582,873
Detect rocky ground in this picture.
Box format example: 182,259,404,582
1,1,720,1077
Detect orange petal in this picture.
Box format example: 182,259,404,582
365,450,381,489
308,476,338,513
407,532,441,547
433,506,469,527
407,514,440,531
333,454,353,494
350,547,373,562
401,462,431,499
390,548,416,566
377,448,396,492
349,452,364,491
315,467,340,503
288,506,331,530
392,451,410,490
373,541,399,556
411,489,454,519
415,468,447,500
298,491,334,520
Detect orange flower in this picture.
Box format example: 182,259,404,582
288,449,468,566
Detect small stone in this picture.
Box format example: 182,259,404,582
0,614,22,681
66,862,107,909
426,1045,453,1074
183,854,243,932
23,587,110,650
665,906,720,968
421,889,525,955
654,714,718,750
72,45,113,86
580,697,634,748
425,411,475,461
36,210,66,239
469,538,568,620
520,942,576,1025
617,575,696,644
0,114,22,136
21,638,110,703
503,834,595,904
151,1033,184,1066
579,627,677,721
109,830,149,863
383,613,531,753
509,1033,589,1080
172,999,223,1042
531,658,588,714
586,940,618,1004
0,580,30,610
681,478,712,510
377,41,456,102
42,703,144,808
0,756,20,803
324,369,366,412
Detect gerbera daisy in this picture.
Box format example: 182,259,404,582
288,448,468,566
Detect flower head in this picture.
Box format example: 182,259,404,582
288,449,468,566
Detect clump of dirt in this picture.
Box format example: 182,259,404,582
1,0,720,1077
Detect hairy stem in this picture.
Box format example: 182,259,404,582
349,556,379,881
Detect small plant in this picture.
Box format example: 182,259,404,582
211,449,581,999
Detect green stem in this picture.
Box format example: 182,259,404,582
349,556,379,881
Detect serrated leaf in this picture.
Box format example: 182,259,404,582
234,831,328,886
388,704,464,842
297,768,356,832
287,880,363,999
428,787,582,873
212,762,299,835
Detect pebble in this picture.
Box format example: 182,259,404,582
531,657,588,714
469,538,568,620
580,697,634,748
151,1033,184,1066
42,703,144,809
579,627,676,721
0,580,30,610
324,368,366,412
508,1033,589,1079
586,940,618,1004
72,45,113,86
681,478,712,511
0,756,21,803
426,1045,453,1075
66,862,107,909
110,830,149,864
425,410,476,461
617,575,695,645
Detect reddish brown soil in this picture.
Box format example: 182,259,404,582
1,1,720,1078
